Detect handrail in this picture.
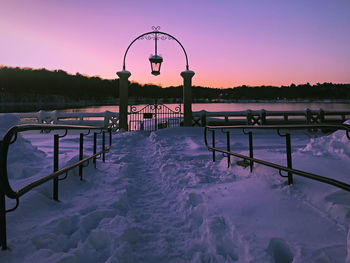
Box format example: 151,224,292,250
11,110,119,130
0,124,112,250
205,124,350,130
194,109,350,127
194,109,350,116
17,151,106,197
0,124,111,198
204,124,350,192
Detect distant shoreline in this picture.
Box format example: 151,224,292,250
1,98,350,114
193,99,350,104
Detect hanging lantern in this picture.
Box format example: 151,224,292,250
149,55,163,76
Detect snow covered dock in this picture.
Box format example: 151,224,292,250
1,114,350,262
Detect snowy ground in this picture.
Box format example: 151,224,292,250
1,114,350,262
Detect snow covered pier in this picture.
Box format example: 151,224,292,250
1,114,350,262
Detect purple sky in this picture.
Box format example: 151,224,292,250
1,0,350,88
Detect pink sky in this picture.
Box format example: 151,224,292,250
1,0,350,88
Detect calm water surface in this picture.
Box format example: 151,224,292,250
63,102,350,113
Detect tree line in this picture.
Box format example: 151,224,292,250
1,66,350,104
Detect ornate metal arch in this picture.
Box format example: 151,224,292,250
122,26,190,71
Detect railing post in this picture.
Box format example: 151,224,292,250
109,128,112,147
0,189,7,250
306,108,311,124
201,112,207,127
93,132,97,168
0,140,7,250
79,133,83,180
247,110,252,125
102,131,106,163
319,109,325,123
212,130,215,162
260,109,266,125
226,132,230,167
286,133,293,185
249,132,254,172
154,99,158,131
53,134,59,201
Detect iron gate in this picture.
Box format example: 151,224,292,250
128,102,183,131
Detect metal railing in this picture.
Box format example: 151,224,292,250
0,124,112,250
204,124,350,191
194,109,350,126
11,110,119,130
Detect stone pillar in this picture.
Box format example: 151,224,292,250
117,71,131,131
181,70,195,127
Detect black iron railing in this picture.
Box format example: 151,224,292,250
0,124,112,250
204,124,350,191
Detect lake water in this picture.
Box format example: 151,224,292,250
62,102,350,113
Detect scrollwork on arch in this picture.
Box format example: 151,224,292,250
152,26,160,31
174,105,181,113
130,105,138,113
139,33,174,41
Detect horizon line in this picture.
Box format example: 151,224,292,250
2,64,349,89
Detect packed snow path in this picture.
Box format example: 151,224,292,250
1,125,350,262
109,131,208,262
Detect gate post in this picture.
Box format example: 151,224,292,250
117,71,131,131
181,70,195,127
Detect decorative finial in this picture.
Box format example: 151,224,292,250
152,26,160,32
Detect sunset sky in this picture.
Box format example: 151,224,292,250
1,0,350,88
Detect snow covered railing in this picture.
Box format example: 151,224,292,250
13,110,119,130
194,109,350,126
0,124,112,250
204,124,350,191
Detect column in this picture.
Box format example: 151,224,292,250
116,71,131,131
181,70,195,127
